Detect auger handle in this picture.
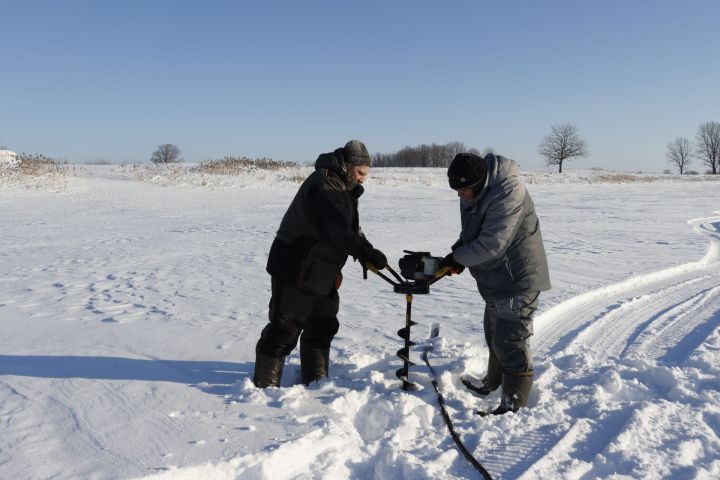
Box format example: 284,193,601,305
361,261,404,286
427,266,454,285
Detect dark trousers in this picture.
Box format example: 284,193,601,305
256,278,340,358
482,292,539,382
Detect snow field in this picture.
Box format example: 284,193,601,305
1,168,719,479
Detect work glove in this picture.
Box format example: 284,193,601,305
439,252,465,275
362,248,388,270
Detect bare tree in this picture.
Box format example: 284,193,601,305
151,143,182,164
695,121,720,174
537,123,589,173
665,137,693,175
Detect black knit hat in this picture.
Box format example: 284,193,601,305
342,140,371,166
447,153,487,190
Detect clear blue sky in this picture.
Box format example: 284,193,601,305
1,0,719,171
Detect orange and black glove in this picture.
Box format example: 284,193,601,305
440,252,465,275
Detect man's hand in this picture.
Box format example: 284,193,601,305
363,248,388,270
440,252,465,275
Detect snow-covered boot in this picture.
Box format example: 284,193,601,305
491,371,533,415
253,352,285,388
300,342,329,385
477,371,533,416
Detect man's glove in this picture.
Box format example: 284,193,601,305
440,252,465,275
363,248,388,270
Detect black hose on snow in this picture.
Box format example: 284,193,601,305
421,348,494,480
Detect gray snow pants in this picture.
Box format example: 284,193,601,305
482,292,539,384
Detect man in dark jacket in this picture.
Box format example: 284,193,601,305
440,152,551,415
253,140,387,388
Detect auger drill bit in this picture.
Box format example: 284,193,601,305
396,293,419,390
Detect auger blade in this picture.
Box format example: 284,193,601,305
402,381,419,391
396,347,416,364
397,327,418,341
396,368,418,391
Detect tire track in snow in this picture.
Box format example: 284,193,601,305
534,213,720,361
566,274,720,361
621,284,720,362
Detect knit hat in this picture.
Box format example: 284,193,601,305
342,140,371,166
447,153,487,190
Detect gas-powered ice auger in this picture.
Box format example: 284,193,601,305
363,252,494,479
363,250,451,390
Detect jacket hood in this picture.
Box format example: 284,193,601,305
314,148,364,196
315,148,347,177
461,154,518,209
486,154,519,184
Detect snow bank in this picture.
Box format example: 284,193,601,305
0,149,18,163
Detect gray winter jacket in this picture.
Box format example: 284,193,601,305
452,154,551,297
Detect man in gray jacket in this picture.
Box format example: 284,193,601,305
440,152,551,415
253,140,387,388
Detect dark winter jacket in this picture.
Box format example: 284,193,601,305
266,149,372,295
452,154,551,297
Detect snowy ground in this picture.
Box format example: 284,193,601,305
1,166,719,479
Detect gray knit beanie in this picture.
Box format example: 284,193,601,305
342,140,371,166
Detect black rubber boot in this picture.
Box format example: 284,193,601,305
477,371,533,416
253,352,285,388
300,342,330,385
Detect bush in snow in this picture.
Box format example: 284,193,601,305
193,156,299,175
14,153,70,177
0,152,75,191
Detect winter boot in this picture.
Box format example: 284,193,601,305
253,352,285,388
462,352,502,395
300,342,330,385
479,371,533,416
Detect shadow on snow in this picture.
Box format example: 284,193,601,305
0,355,252,396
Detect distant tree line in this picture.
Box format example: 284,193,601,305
372,142,483,168
144,122,719,175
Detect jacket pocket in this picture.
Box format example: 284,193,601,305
297,255,339,296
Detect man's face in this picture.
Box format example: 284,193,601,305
347,165,370,184
455,187,475,202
